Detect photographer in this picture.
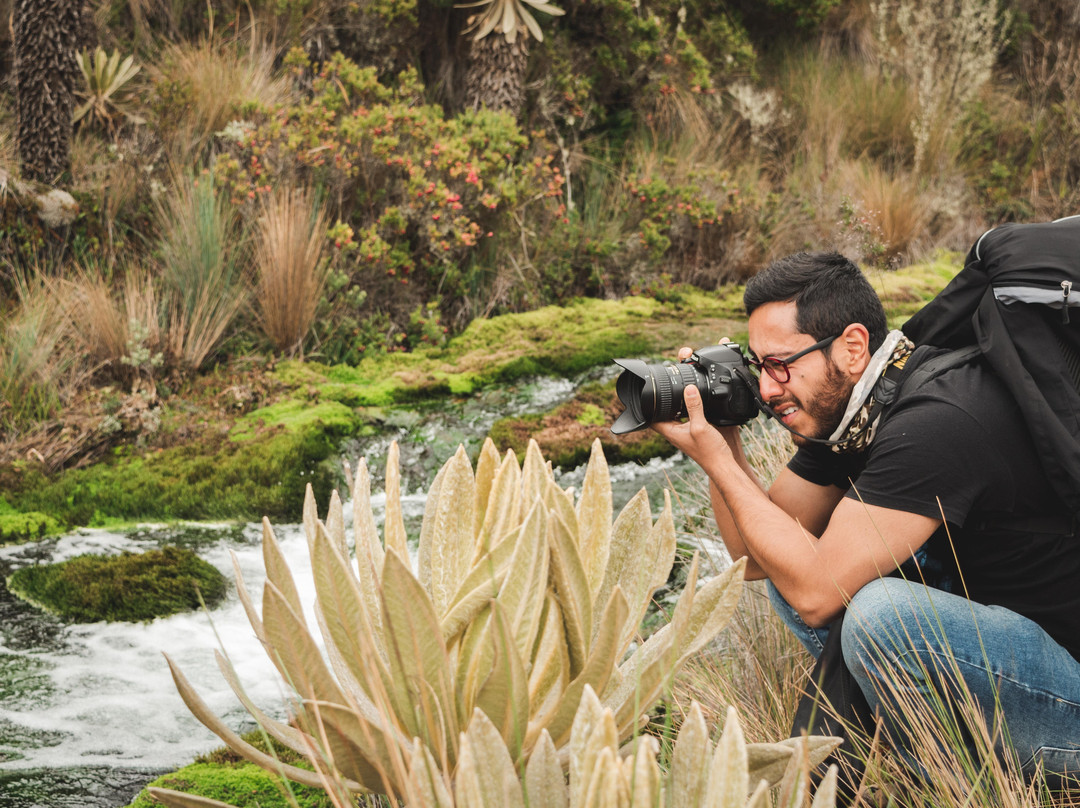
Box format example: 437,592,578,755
651,252,1080,783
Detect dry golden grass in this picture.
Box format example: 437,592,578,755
251,186,330,357
836,160,930,264
151,31,293,165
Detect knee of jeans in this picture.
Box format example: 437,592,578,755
841,579,910,675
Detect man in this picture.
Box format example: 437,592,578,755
652,252,1080,782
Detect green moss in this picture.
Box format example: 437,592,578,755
231,399,359,441
128,762,333,808
489,380,675,469
127,731,335,808
278,292,748,407
0,499,62,545
4,428,339,526
6,546,227,623
870,251,963,328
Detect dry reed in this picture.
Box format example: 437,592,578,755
251,186,330,358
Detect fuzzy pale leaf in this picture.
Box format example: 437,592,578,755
161,654,341,790
547,506,593,676
525,729,568,808
458,709,526,808
262,582,348,705
669,701,709,808
592,487,654,647
441,533,518,643
540,587,628,748
520,440,549,513
474,601,530,762
479,449,522,552
326,488,347,557
384,441,409,561
261,518,304,623
418,445,476,616
405,737,454,808
810,765,839,808
650,490,677,590
576,439,612,598
526,591,570,722
705,707,748,808
380,550,458,752
351,457,386,575
499,501,550,661
568,684,605,808
474,438,502,542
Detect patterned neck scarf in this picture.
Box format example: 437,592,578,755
829,330,915,454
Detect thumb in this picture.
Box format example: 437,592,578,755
683,384,704,419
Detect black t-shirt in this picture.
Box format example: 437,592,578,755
787,349,1080,662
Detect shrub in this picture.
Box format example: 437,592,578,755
158,438,748,802
212,51,566,349
6,546,227,622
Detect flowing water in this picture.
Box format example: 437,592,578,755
0,372,707,807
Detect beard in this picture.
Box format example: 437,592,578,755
773,360,853,446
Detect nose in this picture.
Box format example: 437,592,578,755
756,370,785,401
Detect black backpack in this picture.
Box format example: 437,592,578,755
902,215,1080,517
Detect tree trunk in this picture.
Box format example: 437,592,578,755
463,33,529,117
14,0,81,184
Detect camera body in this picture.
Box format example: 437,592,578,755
610,343,760,434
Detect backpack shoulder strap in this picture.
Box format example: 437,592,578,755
891,345,983,403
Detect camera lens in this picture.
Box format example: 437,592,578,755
611,360,699,434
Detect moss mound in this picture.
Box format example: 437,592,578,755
6,546,227,622
489,380,675,469
0,498,62,545
127,732,333,808
3,427,340,528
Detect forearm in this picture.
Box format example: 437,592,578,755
707,429,768,579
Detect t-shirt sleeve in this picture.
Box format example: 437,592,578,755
841,398,1013,525
787,443,863,489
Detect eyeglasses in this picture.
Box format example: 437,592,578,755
747,335,839,384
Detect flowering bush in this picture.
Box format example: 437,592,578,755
213,50,566,356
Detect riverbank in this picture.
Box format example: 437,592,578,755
0,257,958,539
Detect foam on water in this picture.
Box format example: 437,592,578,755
0,524,318,771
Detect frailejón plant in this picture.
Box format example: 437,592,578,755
73,47,144,132
154,437,746,804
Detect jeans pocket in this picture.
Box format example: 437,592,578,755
1023,746,1080,787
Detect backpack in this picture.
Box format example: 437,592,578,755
901,215,1080,517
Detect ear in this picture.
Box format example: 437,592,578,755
834,323,872,377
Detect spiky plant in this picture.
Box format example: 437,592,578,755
458,0,564,114
155,438,747,804
73,48,145,135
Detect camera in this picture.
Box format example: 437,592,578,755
610,343,760,434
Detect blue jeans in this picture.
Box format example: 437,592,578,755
769,578,1080,784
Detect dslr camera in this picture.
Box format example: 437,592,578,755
610,343,760,434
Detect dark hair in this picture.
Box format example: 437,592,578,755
743,252,888,353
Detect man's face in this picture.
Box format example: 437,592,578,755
747,301,854,446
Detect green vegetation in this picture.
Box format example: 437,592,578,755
0,498,62,545
6,546,227,622
128,731,334,808
3,427,340,527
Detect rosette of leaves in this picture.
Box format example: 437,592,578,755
155,437,746,805
442,686,841,808
73,47,145,133
461,0,564,43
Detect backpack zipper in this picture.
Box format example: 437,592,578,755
1063,280,1072,324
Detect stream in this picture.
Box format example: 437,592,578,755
0,371,712,808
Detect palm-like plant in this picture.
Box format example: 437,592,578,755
73,48,145,134
458,0,564,114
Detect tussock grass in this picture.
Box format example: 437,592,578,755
252,186,330,357
156,173,247,370
152,32,293,164
0,271,84,435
